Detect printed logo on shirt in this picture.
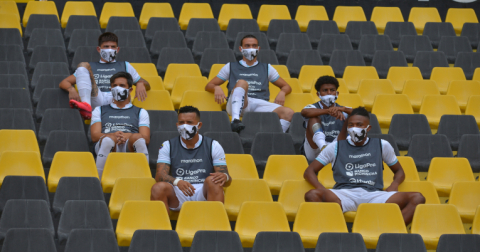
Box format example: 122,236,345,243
349,178,375,185
345,163,354,171
322,121,337,127
97,68,117,72
109,116,131,119
176,168,185,176
180,159,203,163
239,73,259,77
349,153,372,159
325,130,340,137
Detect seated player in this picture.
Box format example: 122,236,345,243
301,76,352,163
59,32,150,119
150,106,232,214
304,107,425,224
90,72,150,178
205,34,294,133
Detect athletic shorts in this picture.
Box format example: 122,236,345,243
94,139,130,155
91,91,113,110
170,183,206,211
226,97,281,116
329,187,397,212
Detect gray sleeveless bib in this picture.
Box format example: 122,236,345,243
89,61,127,93
100,104,141,134
228,61,270,101
312,102,345,142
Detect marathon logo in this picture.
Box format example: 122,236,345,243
181,159,203,163
349,153,372,159
109,116,130,119
97,68,116,71
239,73,259,77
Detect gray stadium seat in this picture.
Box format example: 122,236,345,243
147,131,180,170
423,22,456,48
371,51,408,78
454,52,480,79
33,74,69,104
318,34,353,64
38,108,84,145
0,108,35,133
2,229,57,252
226,19,260,47
24,14,61,39
42,131,90,168
116,47,151,63
129,230,182,252
71,46,98,70
306,20,340,49
252,232,304,252
267,20,301,46
384,22,417,48
286,49,323,77
29,45,68,72
190,231,242,252
233,32,270,60
388,114,432,151
460,23,480,49
375,233,426,252
0,199,54,242
289,113,305,155
203,132,244,154
105,16,141,32
115,30,146,48
398,35,433,63
57,200,113,244
368,133,400,156
436,234,480,252
27,28,65,54
197,111,231,134
368,113,382,134
256,49,279,65
413,51,449,79
192,31,229,60
67,29,102,55
437,115,479,151
35,89,70,122
0,45,25,65
250,132,296,177
0,61,27,78
407,134,453,172
458,134,480,172
0,28,23,47
0,88,32,111
64,16,101,41
329,50,365,77
148,110,178,132
185,18,221,47
358,35,394,63
239,112,283,150
345,21,379,48
156,48,195,76
276,33,312,64
315,233,367,252
32,62,70,90
145,17,180,43
150,31,187,57
53,177,104,217
438,36,473,64
199,48,236,76
0,74,29,89
0,176,49,214
65,229,119,252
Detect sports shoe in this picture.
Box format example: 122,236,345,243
69,100,92,120
231,119,245,133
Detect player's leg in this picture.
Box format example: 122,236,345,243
272,106,294,133
150,182,181,215
95,135,117,179
127,133,149,161
202,176,224,203
306,117,327,151
305,188,342,205
385,192,425,225
70,62,94,119
228,79,249,132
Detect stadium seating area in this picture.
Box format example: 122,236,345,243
0,0,480,251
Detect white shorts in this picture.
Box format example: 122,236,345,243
226,97,281,116
170,183,206,211
304,139,322,163
91,90,113,110
94,139,130,154
330,187,397,212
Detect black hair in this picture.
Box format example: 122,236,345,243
110,72,133,88
315,75,339,91
350,107,370,119
178,106,201,119
98,32,118,46
241,34,258,46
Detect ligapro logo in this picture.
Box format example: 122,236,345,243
176,168,185,176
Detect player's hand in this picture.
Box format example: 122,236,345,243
115,131,126,144
68,88,81,102
210,172,228,186
274,92,286,106
177,180,195,196
385,182,399,192
135,83,147,102
328,107,346,121
214,86,226,104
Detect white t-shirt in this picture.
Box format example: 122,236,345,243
74,60,141,84
90,102,150,127
157,135,227,167
217,60,280,83
316,138,398,167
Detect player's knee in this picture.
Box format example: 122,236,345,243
235,79,249,89
410,192,426,205
99,136,115,149
77,62,91,69
277,107,294,121
129,133,143,143
205,176,222,190
305,189,322,202
151,182,171,199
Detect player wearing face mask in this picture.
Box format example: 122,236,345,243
151,106,232,214
300,76,353,163
89,72,150,179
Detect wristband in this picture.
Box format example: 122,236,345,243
173,178,180,186
225,173,230,182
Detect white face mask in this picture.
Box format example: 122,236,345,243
319,94,338,107
111,86,129,101
100,48,117,62
177,123,200,140
347,125,370,143
241,47,258,61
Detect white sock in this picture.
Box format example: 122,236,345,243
230,87,245,122
133,138,149,162
96,137,115,179
76,67,92,105
313,131,327,150
280,119,290,133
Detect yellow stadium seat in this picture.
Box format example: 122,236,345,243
293,203,348,248
473,206,480,234
333,6,367,33
116,201,172,246
164,64,202,91
370,7,404,34
225,154,258,179
278,180,314,222
402,80,440,111
465,95,480,128
133,90,174,110
386,66,423,93
0,151,44,187
371,94,414,128
208,63,229,97
448,181,480,223
408,7,442,34
298,65,335,93
352,203,407,249
101,153,151,193
257,4,291,31
263,155,308,195
398,181,441,204
343,66,379,93
176,201,231,246
419,95,462,129
284,93,316,113
139,3,174,29
218,4,253,31
271,65,290,79
430,67,466,94
48,152,98,192
129,63,159,77
336,93,364,108
0,130,39,156
445,8,478,35
383,156,420,189
357,79,395,111
269,78,302,103
109,177,155,219
310,79,349,102
99,2,134,29
0,1,20,22
473,68,480,81
295,5,328,32
0,14,22,36
317,164,335,189
140,76,164,90
23,1,59,27
426,157,475,197
171,76,208,109
411,204,465,249
61,1,96,28
224,179,273,221
178,3,214,30
235,202,290,247
446,80,480,112
180,91,221,111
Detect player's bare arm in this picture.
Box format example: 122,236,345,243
155,163,175,183
386,162,406,192
272,77,292,106
304,160,327,190
205,77,227,104
134,78,150,102
211,165,232,187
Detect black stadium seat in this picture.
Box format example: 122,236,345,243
286,49,323,77
203,132,244,154
185,18,220,47
150,31,187,57
71,46,98,70
35,89,70,123
0,45,25,65
38,108,84,145
329,50,365,77
458,134,480,172
368,113,382,134
197,111,231,134
251,132,296,177
42,131,90,168
67,29,102,55
2,228,57,252
413,51,449,79
157,48,195,76
24,14,61,39
375,233,426,252
454,52,480,79
315,233,367,252
64,15,101,41
407,134,453,172
239,112,283,150
436,234,480,252
0,108,36,133
345,21,378,48
145,17,180,43
422,22,456,48
267,20,301,47
147,131,180,170
33,75,69,105
0,74,29,89
398,35,433,63
53,177,105,217
148,110,178,132
64,229,119,252
226,19,260,47
384,22,417,48
0,62,27,78
256,49,279,65
105,17,141,32
438,36,472,64
0,88,32,112
437,115,479,151
252,232,304,252
358,35,394,63
371,51,408,78
115,30,147,48
318,34,353,63
129,230,182,252
29,45,68,72
199,48,236,76
388,114,432,151
192,31,229,60
190,231,243,252
116,47,151,63
27,28,65,54
0,176,49,214
289,113,305,154
0,28,23,47
31,62,70,90
307,20,340,49
276,33,312,64
460,23,480,49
